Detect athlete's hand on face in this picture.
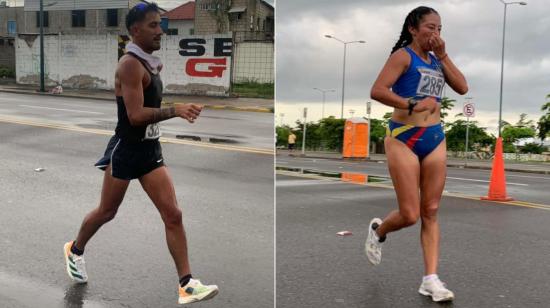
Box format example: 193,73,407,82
176,103,203,123
429,33,446,59
413,97,438,114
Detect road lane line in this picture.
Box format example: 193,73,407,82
276,170,550,211
0,115,273,155
447,176,528,186
19,104,104,115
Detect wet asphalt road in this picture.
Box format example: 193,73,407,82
276,174,550,308
0,92,274,150
0,121,274,308
276,155,550,205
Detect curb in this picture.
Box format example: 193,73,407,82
276,153,550,175
0,89,274,113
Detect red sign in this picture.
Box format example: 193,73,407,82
185,58,227,77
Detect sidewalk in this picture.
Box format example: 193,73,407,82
0,80,273,113
276,149,550,174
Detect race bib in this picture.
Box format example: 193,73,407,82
416,68,444,99
144,123,162,140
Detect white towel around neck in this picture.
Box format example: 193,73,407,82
125,42,163,74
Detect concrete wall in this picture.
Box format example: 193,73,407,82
233,41,273,83
15,33,232,96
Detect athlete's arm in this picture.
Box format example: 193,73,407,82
370,49,413,110
429,34,468,95
119,57,202,126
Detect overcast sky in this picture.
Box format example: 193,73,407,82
275,0,549,135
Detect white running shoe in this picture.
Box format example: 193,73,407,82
63,241,88,283
365,218,383,265
178,278,219,304
418,276,455,302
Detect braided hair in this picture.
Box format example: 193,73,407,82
390,6,439,54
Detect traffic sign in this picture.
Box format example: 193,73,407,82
464,103,475,117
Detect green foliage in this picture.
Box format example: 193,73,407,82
0,66,15,78
516,113,535,129
501,125,535,143
232,81,274,99
538,96,550,141
439,96,455,122
316,117,346,151
445,119,494,152
519,142,547,154
276,125,291,147
369,118,386,144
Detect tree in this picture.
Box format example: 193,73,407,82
519,143,547,154
440,96,455,123
445,119,494,152
537,95,550,141
317,117,345,151
516,113,535,129
369,118,386,144
382,112,392,126
276,125,291,147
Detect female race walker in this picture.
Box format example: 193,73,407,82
366,6,468,302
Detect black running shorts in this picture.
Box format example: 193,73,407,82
94,135,165,180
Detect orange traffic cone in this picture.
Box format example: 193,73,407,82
481,137,513,201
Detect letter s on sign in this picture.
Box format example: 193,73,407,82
185,58,227,78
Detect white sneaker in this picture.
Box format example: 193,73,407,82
365,218,383,265
418,277,455,302
178,278,219,304
63,241,88,283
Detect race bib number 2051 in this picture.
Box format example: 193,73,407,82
416,68,444,99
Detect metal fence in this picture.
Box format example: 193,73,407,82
231,31,274,85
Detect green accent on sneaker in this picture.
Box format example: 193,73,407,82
70,271,83,280
69,263,78,272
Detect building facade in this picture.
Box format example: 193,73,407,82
162,1,195,37
194,0,273,42
21,0,165,35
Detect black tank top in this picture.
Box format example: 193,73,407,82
115,52,163,142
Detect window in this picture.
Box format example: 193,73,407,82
8,39,14,46
0,39,4,46
72,10,86,27
36,11,49,28
106,9,118,27
189,28,194,35
7,20,16,36
166,28,178,35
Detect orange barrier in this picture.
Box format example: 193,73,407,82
481,137,513,201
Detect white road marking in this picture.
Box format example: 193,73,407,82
447,176,528,186
276,179,341,187
19,104,103,115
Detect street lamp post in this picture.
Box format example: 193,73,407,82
324,35,365,119
497,0,526,137
39,1,57,92
313,87,335,119
39,0,45,92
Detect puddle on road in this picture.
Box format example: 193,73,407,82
0,270,120,308
276,166,390,184
176,134,240,144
